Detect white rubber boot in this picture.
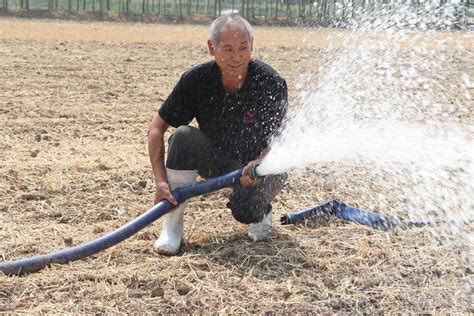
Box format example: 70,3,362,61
154,168,197,255
248,211,273,242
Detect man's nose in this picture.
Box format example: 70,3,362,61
231,51,242,62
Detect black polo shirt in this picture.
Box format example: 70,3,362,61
159,59,288,164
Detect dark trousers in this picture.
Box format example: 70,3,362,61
166,126,287,224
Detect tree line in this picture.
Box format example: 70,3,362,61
1,0,471,25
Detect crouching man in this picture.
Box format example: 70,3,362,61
148,15,288,255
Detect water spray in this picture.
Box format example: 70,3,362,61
256,6,473,247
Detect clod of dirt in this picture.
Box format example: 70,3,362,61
176,284,191,296
129,290,146,298
21,193,48,201
105,91,118,97
96,212,112,221
151,285,165,298
35,133,50,142
58,216,70,224
329,298,351,311
97,163,112,171
64,237,73,246
25,206,36,212
137,180,147,189
323,277,339,290
93,226,105,234
31,150,40,157
220,248,238,259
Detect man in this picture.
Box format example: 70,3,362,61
148,15,288,255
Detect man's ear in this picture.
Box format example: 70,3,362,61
250,36,254,51
207,39,215,56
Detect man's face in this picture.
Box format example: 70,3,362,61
208,28,253,78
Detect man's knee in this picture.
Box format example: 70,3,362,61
227,174,287,224
227,195,270,224
166,126,207,170
168,125,197,149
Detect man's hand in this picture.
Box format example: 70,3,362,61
240,161,263,187
154,181,178,205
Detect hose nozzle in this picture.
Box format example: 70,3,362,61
248,164,263,181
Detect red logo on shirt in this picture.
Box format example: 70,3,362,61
243,111,256,124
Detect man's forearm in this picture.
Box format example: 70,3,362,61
148,128,168,185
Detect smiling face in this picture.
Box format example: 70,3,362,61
208,27,253,80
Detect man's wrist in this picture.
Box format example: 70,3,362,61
155,179,168,187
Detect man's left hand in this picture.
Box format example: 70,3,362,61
240,161,263,187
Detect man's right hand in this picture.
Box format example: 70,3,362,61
154,181,178,206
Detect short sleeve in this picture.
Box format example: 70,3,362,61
158,73,195,127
